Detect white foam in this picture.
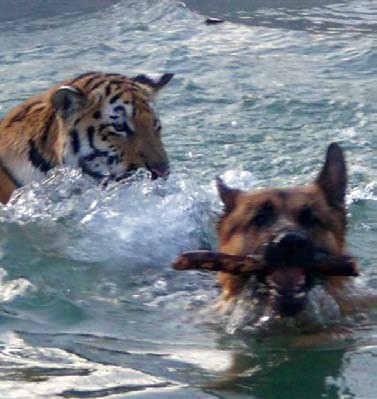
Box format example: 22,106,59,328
349,182,377,203
0,268,34,302
0,332,168,399
1,167,259,268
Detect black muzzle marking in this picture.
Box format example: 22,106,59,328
264,231,315,269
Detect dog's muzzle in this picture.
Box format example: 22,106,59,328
264,231,315,268
261,231,315,317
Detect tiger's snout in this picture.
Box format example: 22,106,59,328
147,161,170,180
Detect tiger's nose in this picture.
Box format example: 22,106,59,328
147,162,170,180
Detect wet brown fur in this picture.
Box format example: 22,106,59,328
0,161,18,204
217,186,345,296
216,143,353,313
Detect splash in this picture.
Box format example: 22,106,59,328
349,182,377,203
0,332,171,399
224,282,344,336
0,167,258,268
0,268,34,303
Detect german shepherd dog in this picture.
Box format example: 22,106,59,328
215,143,354,320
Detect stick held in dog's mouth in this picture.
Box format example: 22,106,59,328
172,250,359,277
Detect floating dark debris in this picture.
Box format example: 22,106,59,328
205,17,225,25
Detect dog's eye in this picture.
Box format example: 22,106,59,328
249,201,275,228
297,207,321,228
252,213,272,227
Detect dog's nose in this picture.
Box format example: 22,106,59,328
264,231,314,267
275,232,308,250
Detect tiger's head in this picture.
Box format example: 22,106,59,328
50,72,173,181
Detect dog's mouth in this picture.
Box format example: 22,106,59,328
172,246,359,318
256,267,311,317
256,232,321,317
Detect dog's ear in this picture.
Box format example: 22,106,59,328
216,177,242,212
316,143,347,208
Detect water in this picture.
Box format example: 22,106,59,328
0,0,376,397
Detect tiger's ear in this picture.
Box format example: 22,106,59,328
132,73,174,94
216,177,243,213
316,142,347,208
51,86,87,119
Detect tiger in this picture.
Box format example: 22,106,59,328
0,71,174,204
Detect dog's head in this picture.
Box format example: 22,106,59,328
216,143,348,317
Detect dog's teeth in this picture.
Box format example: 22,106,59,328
248,254,263,262
255,283,268,295
298,276,305,285
256,286,268,294
269,289,279,297
266,278,278,289
293,291,306,299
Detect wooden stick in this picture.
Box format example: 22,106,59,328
172,251,359,277
172,251,263,275
314,255,359,276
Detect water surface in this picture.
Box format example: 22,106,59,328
0,1,376,398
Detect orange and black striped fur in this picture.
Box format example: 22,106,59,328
0,71,174,203
216,143,357,317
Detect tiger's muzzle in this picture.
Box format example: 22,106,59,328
146,161,170,180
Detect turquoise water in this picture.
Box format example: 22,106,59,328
0,1,376,397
